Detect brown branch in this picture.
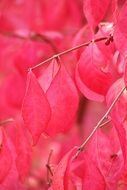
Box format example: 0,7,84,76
74,86,126,159
30,36,110,70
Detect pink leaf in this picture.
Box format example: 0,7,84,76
83,0,111,31
72,25,92,59
95,23,115,60
4,73,25,108
82,156,105,190
114,2,127,55
44,63,79,137
15,124,32,182
52,147,77,190
0,128,12,183
39,59,59,93
75,60,104,102
106,78,127,162
95,129,124,187
124,62,127,86
82,128,124,189
76,43,116,101
22,70,51,145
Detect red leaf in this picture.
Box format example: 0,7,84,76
44,63,79,137
22,70,51,145
82,156,105,190
4,73,25,108
15,124,32,182
72,25,92,59
114,2,127,55
106,78,127,162
75,61,104,102
76,43,116,101
82,128,123,189
95,129,124,187
0,128,12,183
52,147,77,190
39,59,59,93
95,23,115,59
83,0,111,31
124,62,127,86
111,119,126,164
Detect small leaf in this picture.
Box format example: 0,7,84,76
75,61,104,102
52,147,77,190
83,0,111,31
39,59,59,93
124,62,127,86
22,70,51,145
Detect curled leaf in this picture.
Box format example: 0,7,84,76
76,43,116,101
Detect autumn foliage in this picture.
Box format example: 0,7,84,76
0,0,127,189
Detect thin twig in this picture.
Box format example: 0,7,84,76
74,86,126,159
0,118,14,125
46,149,53,186
99,118,111,128
30,36,109,70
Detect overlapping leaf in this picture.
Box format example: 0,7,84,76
15,124,32,182
76,43,117,101
52,147,77,190
0,128,12,183
114,2,127,55
82,128,124,189
106,78,127,162
39,59,59,93
22,70,51,145
83,0,111,31
44,62,79,137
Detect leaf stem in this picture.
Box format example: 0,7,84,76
99,118,111,128
46,149,53,186
30,36,108,70
74,86,126,159
0,118,14,125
